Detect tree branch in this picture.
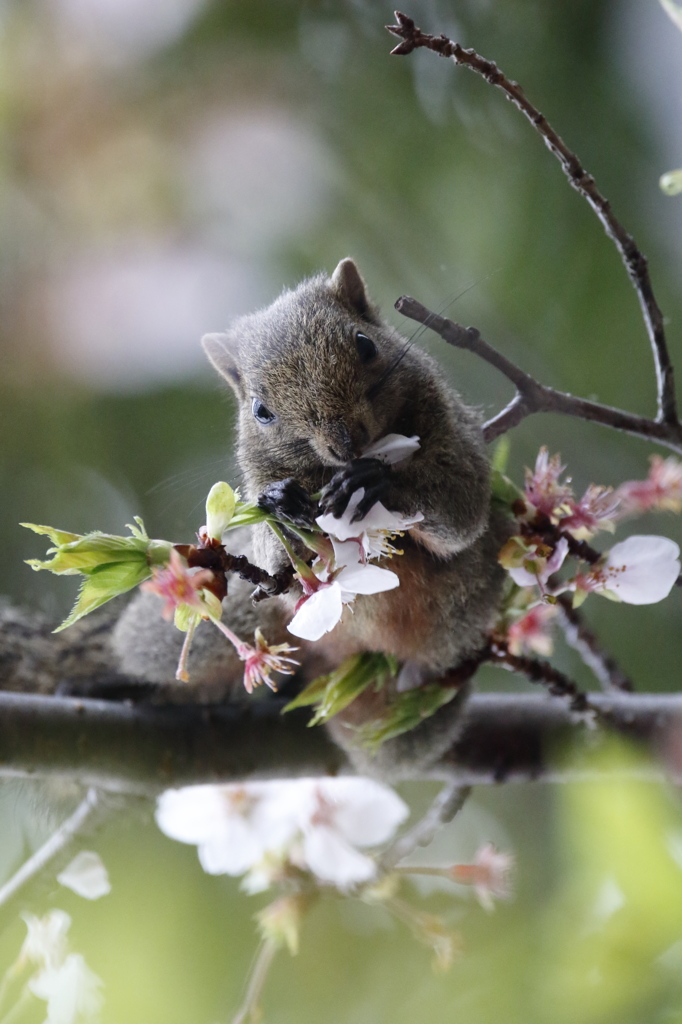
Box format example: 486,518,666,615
387,11,679,427
395,296,682,454
380,780,471,872
0,690,680,793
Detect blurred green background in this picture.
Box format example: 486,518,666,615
2,0,682,1020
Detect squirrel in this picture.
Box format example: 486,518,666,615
112,259,509,773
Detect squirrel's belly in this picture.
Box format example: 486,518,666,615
337,532,505,671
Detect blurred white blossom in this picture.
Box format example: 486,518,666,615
29,954,103,1024
20,911,71,971
156,777,408,890
57,852,111,901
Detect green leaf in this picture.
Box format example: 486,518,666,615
491,435,511,474
20,523,82,546
282,653,397,724
54,561,152,632
355,683,459,752
282,673,331,711
126,517,149,541
491,469,524,510
27,533,149,575
225,502,269,530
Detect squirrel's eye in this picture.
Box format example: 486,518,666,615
252,398,276,424
356,332,377,363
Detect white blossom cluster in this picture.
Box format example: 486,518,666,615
156,776,409,891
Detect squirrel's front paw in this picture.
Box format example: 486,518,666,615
318,458,389,521
257,478,317,527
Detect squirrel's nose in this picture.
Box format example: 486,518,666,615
321,421,356,463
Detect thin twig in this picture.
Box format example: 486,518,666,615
387,11,679,427
380,779,471,872
556,594,633,693
489,643,597,722
231,939,278,1024
395,296,682,454
0,789,99,909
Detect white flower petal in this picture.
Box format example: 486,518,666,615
314,777,409,847
316,490,365,542
57,852,111,901
603,534,681,604
301,825,377,888
287,584,344,640
198,818,264,876
330,537,364,569
155,785,228,844
336,562,400,596
507,566,539,588
357,500,424,535
21,911,71,971
362,433,421,465
29,953,104,1024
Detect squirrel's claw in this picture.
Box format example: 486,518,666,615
257,478,317,527
319,458,389,519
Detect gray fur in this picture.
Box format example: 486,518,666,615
115,259,509,772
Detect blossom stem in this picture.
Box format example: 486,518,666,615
267,522,315,579
175,616,198,683
231,939,278,1024
211,618,246,654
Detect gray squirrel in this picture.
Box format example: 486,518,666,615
113,259,509,773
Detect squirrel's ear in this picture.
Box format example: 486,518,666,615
330,258,376,322
202,333,244,398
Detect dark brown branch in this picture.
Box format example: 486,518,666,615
387,12,678,427
556,594,633,693
1,690,681,792
395,296,682,455
489,643,596,719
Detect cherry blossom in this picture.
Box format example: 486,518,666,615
286,555,400,641
17,911,104,1024
573,534,681,605
155,782,300,876
284,777,409,889
616,455,682,515
505,537,569,594
524,447,573,518
57,852,111,901
361,433,420,465
155,776,408,891
560,484,620,539
451,843,514,912
507,604,558,657
316,488,423,562
140,549,215,620
29,954,104,1024
20,911,71,971
210,623,299,693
